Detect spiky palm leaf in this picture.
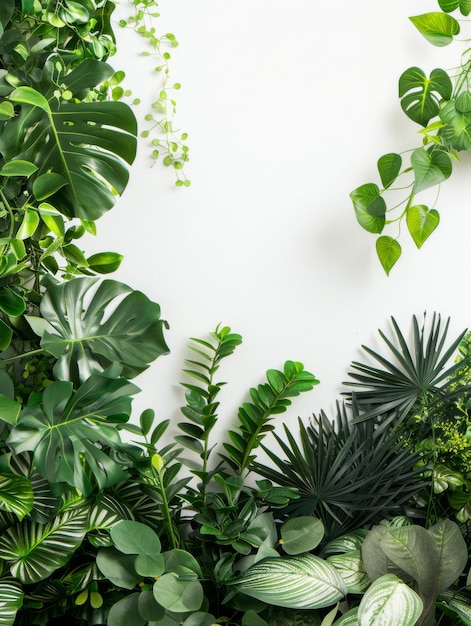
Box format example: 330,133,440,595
253,402,426,540
344,313,468,425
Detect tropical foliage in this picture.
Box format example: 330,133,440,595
351,0,471,273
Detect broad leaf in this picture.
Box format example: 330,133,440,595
153,574,204,613
26,277,169,383
0,473,33,520
440,98,471,150
0,503,88,583
409,12,460,46
411,147,452,193
326,551,370,594
350,184,386,234
5,85,137,221
428,520,467,594
232,554,347,609
377,153,402,188
280,516,325,555
399,67,452,126
358,574,423,626
406,205,439,248
7,374,139,494
376,236,401,276
0,583,23,626
439,0,471,14
107,593,146,626
111,520,162,555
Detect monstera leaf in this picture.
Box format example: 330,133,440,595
26,277,169,384
7,372,139,494
2,76,136,221
399,67,452,126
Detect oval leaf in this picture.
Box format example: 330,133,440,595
0,160,38,177
280,516,325,555
358,574,423,626
377,153,402,188
376,236,401,276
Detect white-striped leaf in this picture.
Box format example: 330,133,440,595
358,574,423,625
232,554,347,609
0,583,23,626
327,550,371,593
332,607,359,625
0,504,88,583
0,473,33,520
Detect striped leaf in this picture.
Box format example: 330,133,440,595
358,574,423,625
332,607,359,625
0,583,23,626
327,550,371,593
232,554,347,609
0,504,88,583
0,473,33,520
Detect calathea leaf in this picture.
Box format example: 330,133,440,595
7,373,139,494
0,583,23,626
0,501,88,584
4,84,137,221
26,277,169,384
0,473,33,520
358,574,423,626
399,67,452,126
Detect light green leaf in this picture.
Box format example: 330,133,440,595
87,251,124,274
358,574,423,626
409,12,460,46
376,236,401,276
438,0,471,15
0,160,38,177
411,147,452,192
280,516,325,555
406,205,439,248
232,554,347,610
0,101,14,121
377,153,402,188
350,184,386,234
433,463,464,493
439,99,471,150
428,520,468,593
9,86,49,111
332,607,359,625
16,208,40,240
0,473,33,520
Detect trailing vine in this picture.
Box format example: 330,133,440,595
118,0,190,186
351,1,471,274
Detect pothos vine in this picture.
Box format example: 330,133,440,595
351,0,471,274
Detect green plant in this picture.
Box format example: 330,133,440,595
350,1,471,273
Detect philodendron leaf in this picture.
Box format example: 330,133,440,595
350,184,386,234
0,502,88,583
231,554,347,610
7,374,139,494
399,67,452,126
6,85,137,221
409,12,460,46
26,277,169,383
377,153,402,188
376,236,401,275
358,574,423,626
0,583,23,626
0,287,25,316
439,0,471,15
280,516,324,555
433,463,464,493
411,147,452,193
406,205,439,248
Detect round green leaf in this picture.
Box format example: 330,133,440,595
135,553,165,577
280,517,325,555
153,574,204,613
108,593,146,626
138,589,165,622
96,548,141,590
111,520,161,555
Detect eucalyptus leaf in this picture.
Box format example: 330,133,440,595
153,574,204,613
111,520,162,556
280,516,325,555
107,593,146,626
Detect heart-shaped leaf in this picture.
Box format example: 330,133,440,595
377,153,402,188
411,147,452,192
438,0,471,15
406,205,440,248
350,184,386,234
409,12,460,46
399,67,452,126
376,236,401,276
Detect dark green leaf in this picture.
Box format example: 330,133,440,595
411,147,452,192
377,153,402,188
399,67,452,127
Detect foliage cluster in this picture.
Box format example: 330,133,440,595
351,0,471,273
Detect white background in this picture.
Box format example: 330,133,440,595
85,0,471,441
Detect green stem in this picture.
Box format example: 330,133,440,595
152,464,179,550
1,348,44,363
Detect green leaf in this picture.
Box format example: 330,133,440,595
7,375,138,494
439,0,471,14
111,520,161,555
16,208,40,240
153,574,204,613
0,287,25,316
0,101,14,121
0,503,88,583
411,147,452,193
358,574,423,625
0,320,12,351
428,520,468,594
0,473,33,520
350,184,386,234
399,67,452,126
0,583,23,626
0,160,38,177
107,593,146,626
4,87,137,221
0,393,21,425
326,551,370,594
232,554,347,609
27,277,169,383
377,153,402,188
439,99,471,150
280,517,325,555
406,205,439,248
376,236,401,276
87,251,124,274
409,12,460,46
33,173,68,201
96,549,141,590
